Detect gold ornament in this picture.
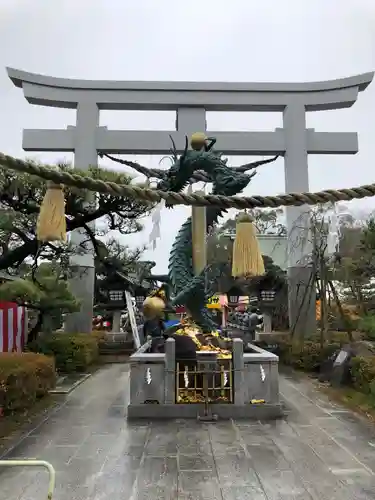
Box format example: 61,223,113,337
142,296,165,319
190,132,207,151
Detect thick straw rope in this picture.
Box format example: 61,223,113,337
1,152,374,210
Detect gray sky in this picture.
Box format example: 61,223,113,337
1,0,375,273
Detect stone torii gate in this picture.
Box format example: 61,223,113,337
7,68,374,336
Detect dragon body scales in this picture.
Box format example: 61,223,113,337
156,140,253,333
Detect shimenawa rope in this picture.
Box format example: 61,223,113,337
1,152,374,210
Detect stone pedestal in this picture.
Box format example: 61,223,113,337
127,338,282,420
263,312,272,333
112,310,122,333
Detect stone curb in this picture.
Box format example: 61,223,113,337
49,373,92,395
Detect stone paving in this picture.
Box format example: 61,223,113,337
1,364,375,499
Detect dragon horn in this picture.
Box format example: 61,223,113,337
180,136,189,165
169,134,178,161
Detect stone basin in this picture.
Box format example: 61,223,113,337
127,337,282,420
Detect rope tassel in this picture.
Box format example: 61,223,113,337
36,182,67,242
232,213,265,278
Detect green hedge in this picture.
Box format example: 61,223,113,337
275,340,340,372
32,333,99,373
357,314,375,340
267,333,375,406
0,352,56,414
350,356,375,395
91,329,107,345
258,332,356,372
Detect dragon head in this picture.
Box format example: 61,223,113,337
157,135,202,193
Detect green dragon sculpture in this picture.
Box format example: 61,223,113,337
155,135,276,333
102,136,278,333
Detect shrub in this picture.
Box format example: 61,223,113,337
323,330,363,344
260,331,356,351
91,329,107,345
0,352,55,414
260,331,366,374
264,335,340,372
278,341,340,372
261,333,375,407
32,333,99,373
357,314,375,340
350,356,375,394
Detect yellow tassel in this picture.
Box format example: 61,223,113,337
36,182,67,242
231,213,265,278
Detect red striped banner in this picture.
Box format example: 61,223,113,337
0,302,27,352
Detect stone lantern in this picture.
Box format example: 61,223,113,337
259,289,277,333
95,272,132,333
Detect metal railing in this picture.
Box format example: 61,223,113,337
176,356,233,405
0,460,55,500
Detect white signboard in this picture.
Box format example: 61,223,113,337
125,291,141,349
334,350,348,366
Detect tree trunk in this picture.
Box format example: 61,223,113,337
27,311,44,345
328,280,354,342
319,256,328,347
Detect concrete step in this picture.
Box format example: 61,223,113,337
99,340,135,355
100,353,130,363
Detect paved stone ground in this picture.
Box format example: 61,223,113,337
1,364,375,499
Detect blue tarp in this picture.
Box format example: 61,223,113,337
164,319,180,328
163,319,223,333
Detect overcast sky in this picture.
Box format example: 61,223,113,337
1,0,375,273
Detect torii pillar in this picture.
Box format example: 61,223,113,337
7,68,373,337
